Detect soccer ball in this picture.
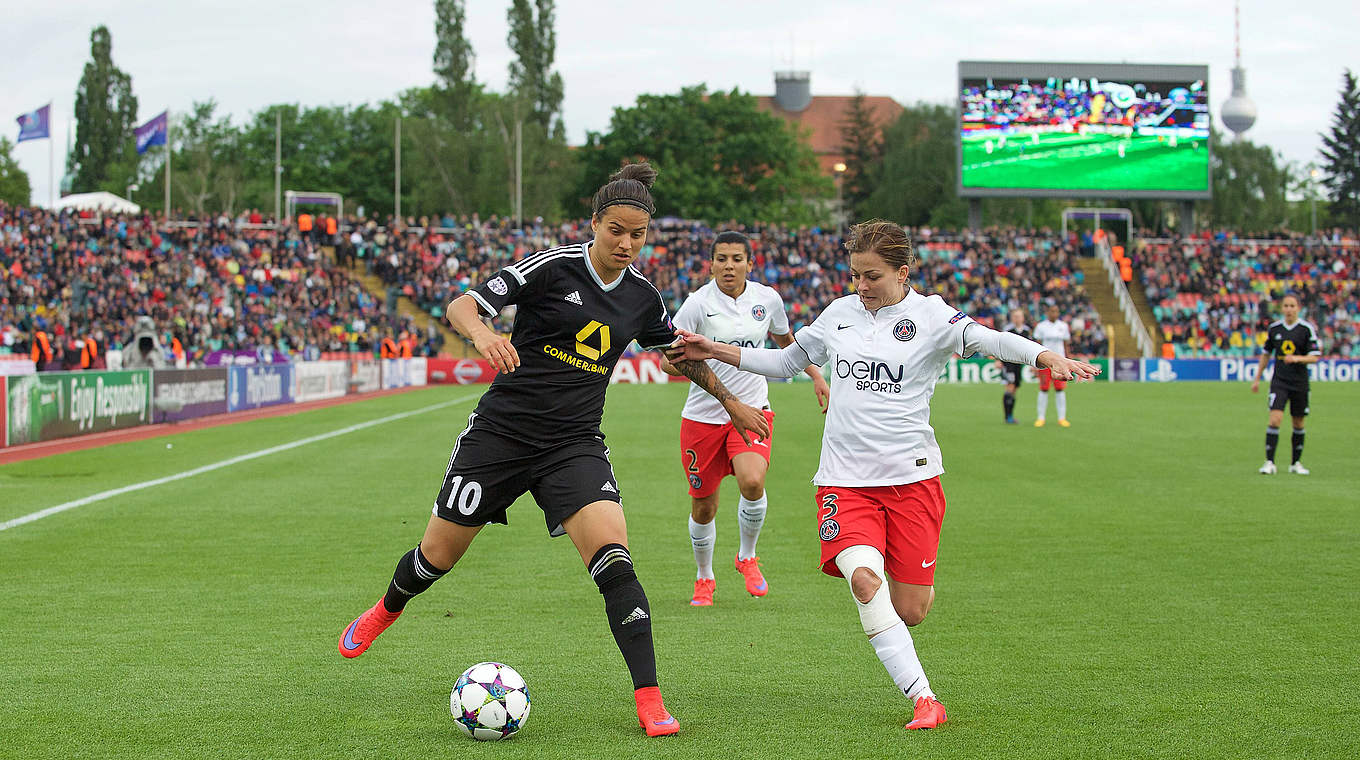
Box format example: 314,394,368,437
450,662,531,741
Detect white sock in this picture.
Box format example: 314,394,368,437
689,516,715,580
870,621,934,701
1056,391,1067,420
1036,390,1048,420
736,492,767,560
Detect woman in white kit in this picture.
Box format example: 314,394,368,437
669,220,1098,729
662,231,830,606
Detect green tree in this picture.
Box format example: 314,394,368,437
839,91,883,219
433,0,477,128
0,138,32,205
1319,69,1360,228
506,0,564,139
860,103,960,226
69,26,138,193
1208,134,1291,232
579,86,831,223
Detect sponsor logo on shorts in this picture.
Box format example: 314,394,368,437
688,474,703,490
601,481,617,493
751,304,767,320
819,518,840,541
487,276,508,296
893,319,916,341
921,558,936,568
949,311,967,324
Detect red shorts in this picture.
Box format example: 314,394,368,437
815,478,946,585
1037,367,1067,391
679,410,775,498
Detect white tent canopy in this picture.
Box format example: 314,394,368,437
54,192,141,214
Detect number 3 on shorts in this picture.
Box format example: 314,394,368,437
445,475,483,516
819,492,838,521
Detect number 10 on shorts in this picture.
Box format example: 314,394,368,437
445,476,484,516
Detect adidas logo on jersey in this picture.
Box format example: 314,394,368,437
565,290,583,305
620,607,649,625
601,481,617,493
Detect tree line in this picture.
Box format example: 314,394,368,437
3,10,1357,233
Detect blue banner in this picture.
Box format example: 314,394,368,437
15,104,50,143
1141,358,1360,382
228,365,294,411
135,110,168,154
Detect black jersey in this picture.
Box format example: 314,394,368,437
1262,319,1321,388
466,242,676,444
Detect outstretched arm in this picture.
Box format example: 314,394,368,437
670,357,771,444
772,331,829,412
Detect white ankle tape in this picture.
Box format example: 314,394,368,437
834,545,898,637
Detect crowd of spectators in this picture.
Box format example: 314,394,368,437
2,201,1111,369
0,202,424,369
1132,233,1360,357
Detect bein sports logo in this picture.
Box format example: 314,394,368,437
1148,360,1178,382
836,358,905,393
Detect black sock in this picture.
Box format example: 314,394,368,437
1292,429,1305,464
589,544,657,690
1265,427,1279,462
1003,391,1015,418
383,544,448,613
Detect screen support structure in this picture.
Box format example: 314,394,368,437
1061,207,1132,251
283,191,343,223
968,199,982,231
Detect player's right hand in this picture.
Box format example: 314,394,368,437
666,328,716,362
475,332,520,374
1250,380,1260,393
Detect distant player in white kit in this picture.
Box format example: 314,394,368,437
663,231,830,606
669,220,1099,730
1032,304,1074,427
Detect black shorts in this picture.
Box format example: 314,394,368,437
1002,363,1023,386
433,413,622,536
1267,384,1309,416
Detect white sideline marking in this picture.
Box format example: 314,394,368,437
0,394,479,533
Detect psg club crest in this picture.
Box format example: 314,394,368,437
487,276,508,296
893,319,916,342
819,519,840,541
751,304,767,320
688,474,703,490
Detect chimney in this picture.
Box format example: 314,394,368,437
774,71,812,112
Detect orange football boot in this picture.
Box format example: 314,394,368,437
690,578,715,606
634,686,680,737
733,555,768,597
905,695,947,730
338,598,401,658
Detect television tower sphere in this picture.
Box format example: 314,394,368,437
1221,67,1257,136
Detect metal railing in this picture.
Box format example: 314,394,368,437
1096,237,1156,358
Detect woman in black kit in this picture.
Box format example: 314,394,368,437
337,163,768,737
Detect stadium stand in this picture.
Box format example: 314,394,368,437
1131,235,1360,357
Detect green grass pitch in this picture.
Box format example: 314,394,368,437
2,381,1357,759
961,132,1209,192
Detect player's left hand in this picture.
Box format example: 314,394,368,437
812,375,830,414
724,399,771,445
1038,351,1100,382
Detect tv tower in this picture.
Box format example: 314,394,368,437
1221,0,1257,137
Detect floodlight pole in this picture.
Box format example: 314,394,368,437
274,111,282,224
394,116,402,222
164,113,172,220
514,119,522,228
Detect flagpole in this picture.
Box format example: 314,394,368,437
48,103,54,207
164,112,171,220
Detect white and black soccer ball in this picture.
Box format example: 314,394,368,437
450,662,531,741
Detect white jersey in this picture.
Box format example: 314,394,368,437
1033,319,1070,357
674,279,791,424
793,288,975,487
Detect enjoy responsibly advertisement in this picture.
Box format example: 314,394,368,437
5,370,152,446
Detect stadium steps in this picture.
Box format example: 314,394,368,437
1077,258,1141,357
337,254,479,359
1123,275,1161,347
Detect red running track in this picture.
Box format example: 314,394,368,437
0,387,428,466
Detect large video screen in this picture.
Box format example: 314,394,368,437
958,62,1210,199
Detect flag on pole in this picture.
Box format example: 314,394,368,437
135,110,169,154
16,104,50,142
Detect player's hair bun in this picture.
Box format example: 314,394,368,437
609,162,657,189
592,162,658,217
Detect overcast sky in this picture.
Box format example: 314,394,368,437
4,0,1354,206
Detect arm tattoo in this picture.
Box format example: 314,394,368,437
673,358,736,404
